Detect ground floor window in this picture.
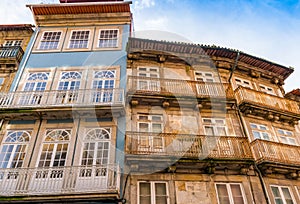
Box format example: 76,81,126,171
271,185,295,204
138,181,169,204
216,183,246,204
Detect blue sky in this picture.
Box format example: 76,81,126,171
0,0,299,92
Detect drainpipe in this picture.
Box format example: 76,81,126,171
118,171,130,204
237,108,271,204
228,51,240,83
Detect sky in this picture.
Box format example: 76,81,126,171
0,0,299,92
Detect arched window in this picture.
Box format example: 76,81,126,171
92,70,116,102
0,131,31,168
81,128,111,167
58,71,82,90
24,72,49,91
38,129,70,167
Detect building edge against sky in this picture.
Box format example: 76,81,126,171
0,0,300,204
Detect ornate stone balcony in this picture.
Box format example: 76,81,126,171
251,139,300,177
127,76,234,107
235,86,300,123
0,46,24,70
0,164,120,199
0,88,124,119
125,132,252,159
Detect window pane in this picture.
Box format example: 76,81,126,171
140,183,151,204
205,126,214,136
230,184,244,204
155,183,167,204
216,184,230,204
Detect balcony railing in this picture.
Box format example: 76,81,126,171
0,88,124,109
125,132,252,160
0,46,24,64
0,164,120,196
251,139,300,165
235,86,300,114
127,76,234,98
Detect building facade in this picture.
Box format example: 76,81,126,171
124,38,300,204
0,1,300,204
0,24,33,92
0,0,131,203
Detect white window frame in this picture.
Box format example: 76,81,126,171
38,31,63,50
250,123,272,141
234,77,252,89
259,84,276,96
137,114,164,152
271,185,296,204
138,181,169,204
137,67,160,91
67,30,91,49
194,71,216,82
97,29,119,48
277,129,297,145
37,129,71,168
215,183,247,204
0,130,31,169
203,118,227,136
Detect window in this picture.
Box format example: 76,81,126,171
260,84,276,95
137,67,160,91
68,30,90,49
277,129,297,145
92,70,116,102
234,78,252,89
56,71,82,104
39,31,62,50
37,129,70,168
18,72,49,105
203,118,227,136
98,29,119,48
139,181,169,204
271,185,295,204
4,40,22,47
195,71,215,82
80,128,111,177
216,183,246,204
250,123,271,141
0,131,31,168
138,114,164,152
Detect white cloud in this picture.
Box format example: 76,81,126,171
134,0,155,10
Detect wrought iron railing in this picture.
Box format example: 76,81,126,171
0,164,120,196
0,88,124,109
125,132,252,160
251,139,300,165
235,86,300,114
127,76,234,98
0,46,24,63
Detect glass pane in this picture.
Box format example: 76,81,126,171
205,126,214,136
140,183,151,204
231,184,244,204
216,184,230,204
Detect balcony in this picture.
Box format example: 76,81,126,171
127,76,234,107
251,139,300,166
0,46,24,68
0,89,124,119
235,86,300,122
125,132,252,160
0,164,120,198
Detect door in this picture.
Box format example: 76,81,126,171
77,128,111,191
56,71,82,104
